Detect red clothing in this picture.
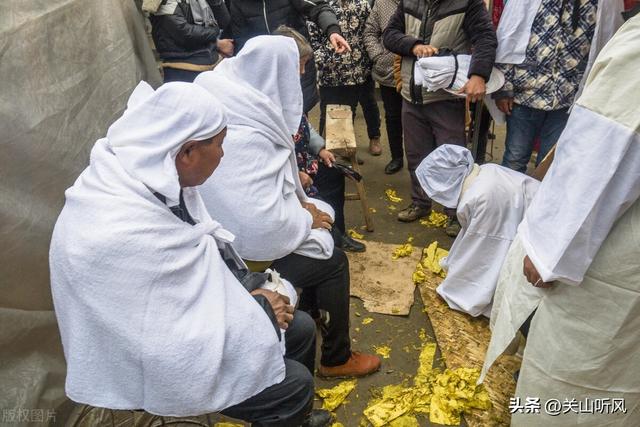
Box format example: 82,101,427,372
492,0,504,28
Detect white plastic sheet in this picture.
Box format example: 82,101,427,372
0,0,160,424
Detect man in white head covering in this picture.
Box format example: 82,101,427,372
481,14,640,426
49,81,331,426
195,35,381,378
416,145,540,317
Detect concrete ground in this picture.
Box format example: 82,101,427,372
306,99,507,426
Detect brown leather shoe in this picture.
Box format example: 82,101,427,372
318,351,381,378
368,137,382,156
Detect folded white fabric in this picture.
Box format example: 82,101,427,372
262,269,299,354
195,36,334,262
413,54,504,95
50,81,285,416
294,198,335,260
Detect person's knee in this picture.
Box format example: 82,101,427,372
290,310,316,346
285,360,315,405
329,248,349,273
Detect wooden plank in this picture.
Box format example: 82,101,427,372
349,151,374,231
418,273,521,427
325,104,357,156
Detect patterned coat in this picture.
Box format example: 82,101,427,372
498,0,598,110
308,0,372,87
363,0,400,88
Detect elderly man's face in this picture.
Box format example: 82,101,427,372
176,128,227,187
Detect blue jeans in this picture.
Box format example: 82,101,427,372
502,104,569,173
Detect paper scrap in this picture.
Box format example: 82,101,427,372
413,241,449,283
420,211,449,228
362,317,374,325
214,423,244,427
385,189,403,203
391,236,414,260
374,345,392,359
316,380,357,411
348,228,365,240
363,341,490,426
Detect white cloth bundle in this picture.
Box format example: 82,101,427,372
195,36,334,262
50,82,285,416
413,55,505,95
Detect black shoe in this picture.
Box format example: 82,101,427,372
303,409,333,427
341,233,366,252
384,158,403,174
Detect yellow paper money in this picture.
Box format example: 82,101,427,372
419,211,449,228
385,189,403,203
362,317,374,325
374,345,392,359
316,380,357,411
363,340,490,426
348,228,365,240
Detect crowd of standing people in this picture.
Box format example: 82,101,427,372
47,0,640,426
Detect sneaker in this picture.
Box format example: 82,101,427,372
384,158,403,174
445,216,462,237
318,351,381,378
341,233,366,252
368,137,382,156
397,203,430,223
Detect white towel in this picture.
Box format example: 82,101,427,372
50,82,285,416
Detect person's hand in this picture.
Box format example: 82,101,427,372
412,44,438,58
318,149,335,167
329,33,351,53
302,201,333,230
299,171,313,190
496,97,514,115
251,289,295,329
458,75,486,103
523,255,553,289
217,39,235,57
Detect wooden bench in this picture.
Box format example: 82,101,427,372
324,104,374,232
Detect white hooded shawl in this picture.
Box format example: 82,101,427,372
49,82,285,416
195,36,334,262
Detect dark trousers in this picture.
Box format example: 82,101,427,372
318,80,381,139
314,163,346,234
402,99,465,214
271,249,352,367
221,311,317,426
379,85,404,160
357,76,382,140
162,68,201,83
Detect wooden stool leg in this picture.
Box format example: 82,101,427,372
349,152,374,232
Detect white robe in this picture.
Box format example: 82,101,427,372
481,16,640,426
439,164,539,317
195,36,334,262
49,82,285,416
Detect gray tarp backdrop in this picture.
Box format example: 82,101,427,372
0,0,161,423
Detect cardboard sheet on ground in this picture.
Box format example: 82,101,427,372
347,241,422,315
418,273,521,427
